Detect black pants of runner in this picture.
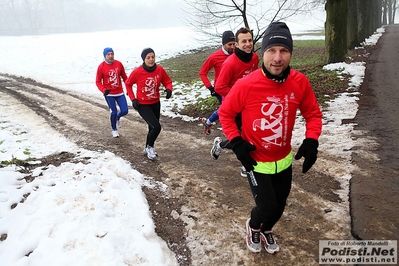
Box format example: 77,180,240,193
138,102,161,148
248,166,292,231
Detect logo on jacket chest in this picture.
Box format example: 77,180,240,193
108,68,120,87
143,75,159,98
252,95,289,148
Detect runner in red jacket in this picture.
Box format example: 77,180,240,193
210,27,259,172
96,47,129,138
215,46,259,98
219,22,322,254
199,30,235,135
125,47,173,160
199,30,235,99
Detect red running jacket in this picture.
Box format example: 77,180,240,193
125,65,173,105
215,52,259,97
96,60,128,95
219,68,322,163
199,48,231,88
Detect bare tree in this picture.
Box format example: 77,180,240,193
22,0,44,35
382,0,398,24
182,0,323,47
1,0,24,34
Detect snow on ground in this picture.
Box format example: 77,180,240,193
0,25,384,265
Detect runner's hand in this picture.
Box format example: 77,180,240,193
294,138,319,173
230,136,257,171
208,86,219,97
132,99,140,110
165,89,172,99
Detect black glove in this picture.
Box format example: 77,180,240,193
103,89,110,96
230,136,257,171
208,86,219,97
132,99,140,110
294,138,319,173
165,89,172,99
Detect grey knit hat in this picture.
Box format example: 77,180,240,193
222,30,235,45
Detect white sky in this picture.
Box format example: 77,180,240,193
0,26,384,265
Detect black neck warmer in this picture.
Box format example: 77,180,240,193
262,64,291,83
142,63,157,72
234,47,253,62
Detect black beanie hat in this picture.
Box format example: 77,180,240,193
141,47,154,61
222,30,235,45
261,22,293,54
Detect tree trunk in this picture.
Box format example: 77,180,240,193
382,0,388,25
325,0,348,63
356,0,368,42
388,0,394,24
374,0,382,28
347,0,358,49
358,0,382,40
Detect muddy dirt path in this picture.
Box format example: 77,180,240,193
0,73,350,265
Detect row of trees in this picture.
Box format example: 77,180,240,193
326,0,397,62
0,0,180,35
0,0,96,35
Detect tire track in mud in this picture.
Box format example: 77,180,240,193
1,73,350,265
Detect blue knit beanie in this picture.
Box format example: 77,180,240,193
141,47,154,61
103,47,114,58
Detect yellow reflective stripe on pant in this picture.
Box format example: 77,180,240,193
253,151,292,174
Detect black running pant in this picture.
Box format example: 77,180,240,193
137,102,161,147
248,166,292,231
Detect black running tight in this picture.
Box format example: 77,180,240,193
248,166,292,231
137,102,161,147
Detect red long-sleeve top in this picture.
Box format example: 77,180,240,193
219,68,322,163
199,48,230,88
125,65,173,105
215,52,259,97
96,60,128,95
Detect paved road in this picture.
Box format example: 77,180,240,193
351,24,399,240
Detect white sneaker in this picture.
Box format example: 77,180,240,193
210,137,222,160
145,146,157,160
116,119,122,129
112,130,119,138
245,218,262,253
143,146,157,156
240,166,247,177
262,230,280,254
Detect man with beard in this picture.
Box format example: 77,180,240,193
218,22,322,254
96,47,129,138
